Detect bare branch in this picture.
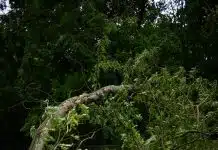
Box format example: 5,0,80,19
76,128,102,150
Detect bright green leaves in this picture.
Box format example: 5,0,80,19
65,104,90,132
126,66,218,149
39,104,90,149
86,92,146,149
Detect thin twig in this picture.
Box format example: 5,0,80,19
76,128,102,150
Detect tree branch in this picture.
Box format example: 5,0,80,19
76,128,102,150
29,85,132,150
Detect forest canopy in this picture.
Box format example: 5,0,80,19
0,0,217,150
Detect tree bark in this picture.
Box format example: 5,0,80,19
137,0,148,28
29,85,132,150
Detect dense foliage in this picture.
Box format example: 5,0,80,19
0,0,217,149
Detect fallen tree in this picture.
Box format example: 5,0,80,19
28,68,218,150
29,85,132,150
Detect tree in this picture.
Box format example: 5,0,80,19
1,0,218,149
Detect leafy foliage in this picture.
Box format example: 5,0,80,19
0,0,218,149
